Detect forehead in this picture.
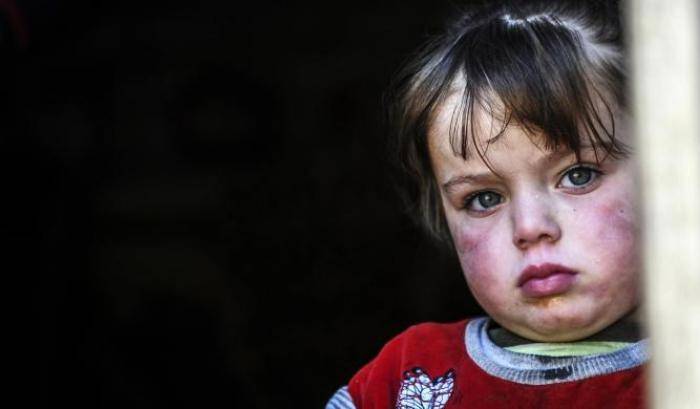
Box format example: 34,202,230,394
427,91,632,172
428,93,532,168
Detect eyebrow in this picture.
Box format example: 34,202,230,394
442,173,497,193
440,147,597,193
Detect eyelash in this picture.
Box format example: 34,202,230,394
557,164,603,191
461,164,604,215
462,191,503,215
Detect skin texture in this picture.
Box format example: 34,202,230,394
428,99,641,342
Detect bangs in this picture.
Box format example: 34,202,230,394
418,9,630,165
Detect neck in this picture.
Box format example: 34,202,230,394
488,310,644,347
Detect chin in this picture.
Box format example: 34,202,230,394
507,311,607,342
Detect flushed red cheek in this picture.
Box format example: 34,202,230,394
452,217,503,258
577,197,641,302
453,224,492,262
581,198,639,254
452,225,483,257
453,227,502,293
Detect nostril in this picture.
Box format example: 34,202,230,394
510,195,562,247
513,224,561,249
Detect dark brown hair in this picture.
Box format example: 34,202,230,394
387,0,629,244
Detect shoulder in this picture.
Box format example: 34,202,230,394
385,320,470,354
400,319,469,339
364,319,470,366
346,318,475,409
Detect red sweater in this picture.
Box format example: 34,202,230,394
343,319,646,409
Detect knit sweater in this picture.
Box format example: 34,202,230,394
326,317,648,409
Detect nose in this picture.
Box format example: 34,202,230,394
511,191,562,250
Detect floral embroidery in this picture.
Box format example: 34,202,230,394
396,367,455,409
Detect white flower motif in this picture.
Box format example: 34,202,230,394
396,367,455,409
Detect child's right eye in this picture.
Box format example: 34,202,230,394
464,191,503,214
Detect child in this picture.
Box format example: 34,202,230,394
327,0,647,408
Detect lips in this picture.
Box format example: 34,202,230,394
517,263,578,298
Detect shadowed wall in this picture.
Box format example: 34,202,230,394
29,1,484,407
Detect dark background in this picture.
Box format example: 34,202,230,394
21,1,485,407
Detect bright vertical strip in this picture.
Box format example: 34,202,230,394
630,0,700,408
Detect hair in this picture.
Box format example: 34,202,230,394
387,0,629,245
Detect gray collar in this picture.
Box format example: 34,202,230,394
465,317,649,385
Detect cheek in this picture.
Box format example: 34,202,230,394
574,194,641,285
452,221,496,268
599,175,640,243
450,220,506,301
588,198,638,255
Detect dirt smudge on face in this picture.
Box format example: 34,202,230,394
527,296,564,309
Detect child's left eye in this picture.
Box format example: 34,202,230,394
558,165,602,189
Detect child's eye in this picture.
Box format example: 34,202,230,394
558,165,602,190
464,191,503,213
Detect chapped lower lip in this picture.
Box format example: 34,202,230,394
518,263,578,298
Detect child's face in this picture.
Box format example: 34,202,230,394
429,100,641,342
